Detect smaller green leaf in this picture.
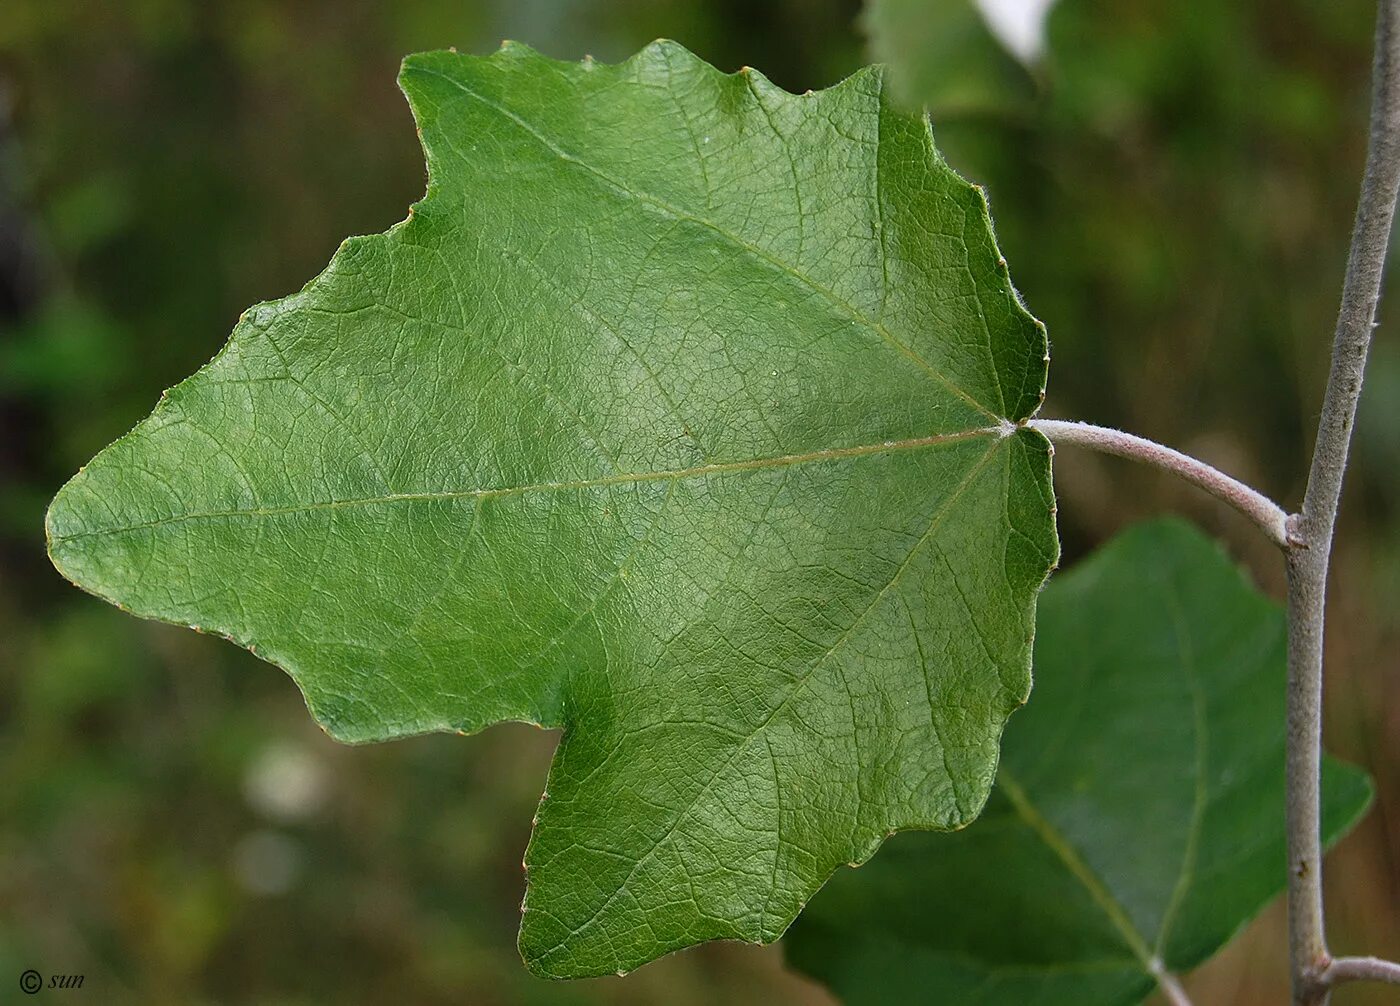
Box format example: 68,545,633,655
785,519,1372,1006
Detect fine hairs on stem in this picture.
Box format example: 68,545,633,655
1025,419,1290,547
1033,1,1400,1002
1286,0,1400,1001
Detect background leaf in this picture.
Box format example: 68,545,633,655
44,42,1057,977
786,518,1373,1005
864,0,1035,119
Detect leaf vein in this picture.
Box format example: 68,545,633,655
52,427,1001,542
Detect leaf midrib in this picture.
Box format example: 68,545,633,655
51,425,1005,543
994,574,1212,993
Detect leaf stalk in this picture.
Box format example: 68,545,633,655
1322,955,1400,988
1026,419,1289,547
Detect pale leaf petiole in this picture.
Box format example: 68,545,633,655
1026,418,1290,549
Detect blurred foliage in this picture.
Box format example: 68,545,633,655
0,1,1395,1003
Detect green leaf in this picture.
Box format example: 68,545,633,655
44,41,1057,976
786,519,1373,1006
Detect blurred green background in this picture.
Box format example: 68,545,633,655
0,1,1395,1003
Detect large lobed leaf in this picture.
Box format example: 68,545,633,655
786,520,1373,1005
45,41,1057,976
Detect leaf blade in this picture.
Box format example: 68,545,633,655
46,41,1057,977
